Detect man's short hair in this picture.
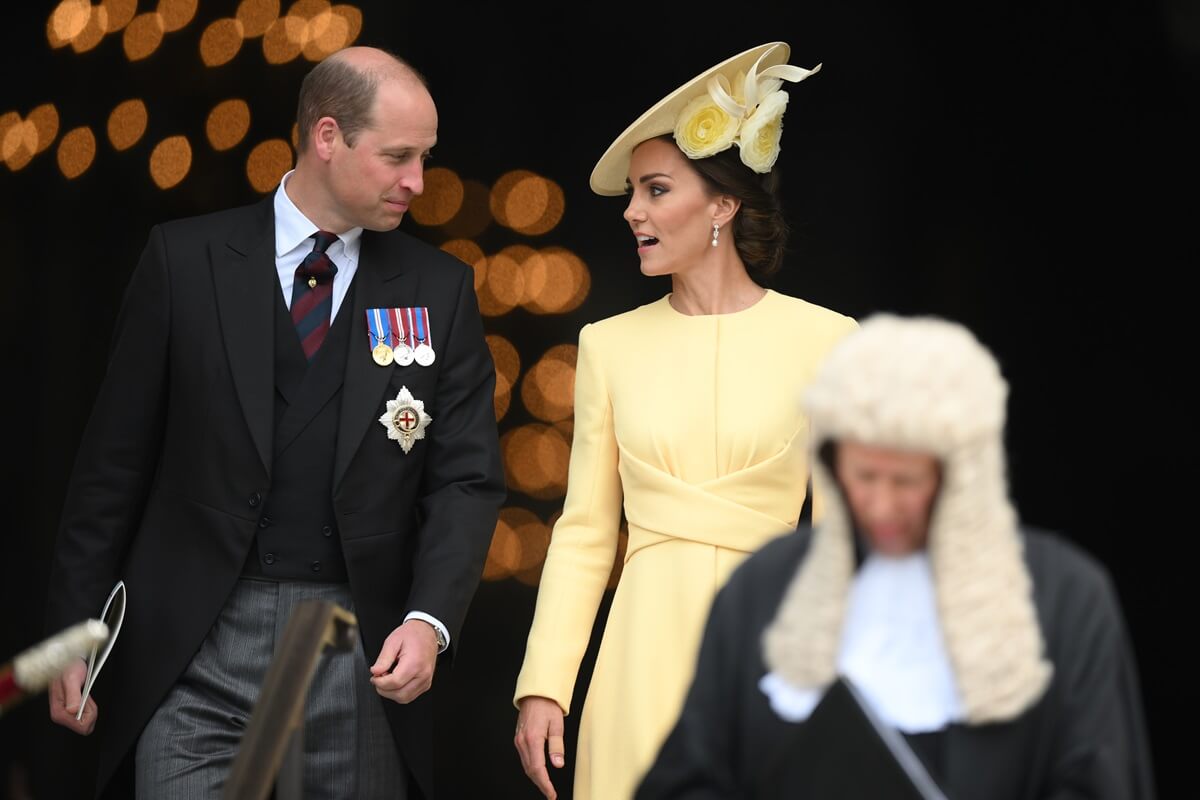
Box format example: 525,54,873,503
295,50,426,153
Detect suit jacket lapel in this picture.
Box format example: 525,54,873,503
213,197,276,476
334,231,417,491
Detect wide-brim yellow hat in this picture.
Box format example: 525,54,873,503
589,42,818,196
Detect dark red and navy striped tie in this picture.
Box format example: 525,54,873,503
291,230,339,360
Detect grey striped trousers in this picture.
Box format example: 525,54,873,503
135,578,408,799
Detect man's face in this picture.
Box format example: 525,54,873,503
326,78,437,231
834,441,941,557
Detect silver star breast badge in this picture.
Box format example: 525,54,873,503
379,386,432,454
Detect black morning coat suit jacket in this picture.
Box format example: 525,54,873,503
44,196,506,798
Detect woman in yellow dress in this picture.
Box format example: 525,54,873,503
513,42,858,800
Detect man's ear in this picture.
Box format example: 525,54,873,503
311,116,341,161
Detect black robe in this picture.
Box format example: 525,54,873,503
637,527,1156,799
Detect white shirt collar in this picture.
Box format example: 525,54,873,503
273,170,364,258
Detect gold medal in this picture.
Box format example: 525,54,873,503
372,343,394,366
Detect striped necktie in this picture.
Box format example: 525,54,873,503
290,230,339,360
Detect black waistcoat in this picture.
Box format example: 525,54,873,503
243,279,358,582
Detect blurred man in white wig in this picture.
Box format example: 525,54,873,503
638,314,1155,799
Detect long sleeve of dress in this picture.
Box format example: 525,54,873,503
514,323,625,713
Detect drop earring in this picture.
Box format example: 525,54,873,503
711,223,720,248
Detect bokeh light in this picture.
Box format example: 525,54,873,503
57,126,97,179
102,0,138,33
509,174,565,235
521,345,577,423
0,113,21,167
47,1,90,49
441,239,488,309
246,138,293,193
206,100,251,151
522,246,591,314
440,179,492,239
124,13,164,61
157,0,198,33
2,118,38,172
330,4,362,45
200,18,245,67
149,135,192,189
70,4,109,54
485,334,520,422
262,13,303,63
28,105,60,155
107,100,148,151
409,167,464,226
302,7,351,61
476,245,531,317
512,510,553,586
502,424,571,500
236,0,279,37
482,510,525,581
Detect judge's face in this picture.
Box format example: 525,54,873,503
324,78,437,231
623,137,723,277
834,441,941,557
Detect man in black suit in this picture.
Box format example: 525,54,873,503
45,46,504,799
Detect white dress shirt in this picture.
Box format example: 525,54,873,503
271,173,450,653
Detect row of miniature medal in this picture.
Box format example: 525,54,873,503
366,307,436,367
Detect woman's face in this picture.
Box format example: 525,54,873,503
623,137,723,277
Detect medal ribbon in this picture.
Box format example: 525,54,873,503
414,307,432,349
388,307,408,350
366,308,391,350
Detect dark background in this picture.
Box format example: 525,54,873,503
1,1,1193,797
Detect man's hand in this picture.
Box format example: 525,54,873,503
369,619,439,704
48,659,96,735
514,695,566,800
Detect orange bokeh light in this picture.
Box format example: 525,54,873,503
236,0,279,37
71,4,109,54
107,99,148,151
522,246,591,314
124,13,164,61
330,4,362,45
482,511,523,581
149,135,192,189
262,14,303,63
509,174,565,235
28,105,60,155
47,0,90,48
206,100,251,151
440,179,492,239
502,424,571,500
521,345,577,423
410,167,464,226
302,8,351,61
2,118,38,172
102,0,138,32
200,18,245,67
486,334,521,422
157,0,198,33
246,139,293,193
57,126,97,179
513,511,553,586
476,245,530,317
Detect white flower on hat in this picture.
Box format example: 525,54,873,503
737,89,790,172
673,95,740,159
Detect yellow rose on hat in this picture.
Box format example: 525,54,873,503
673,95,740,159
737,89,790,173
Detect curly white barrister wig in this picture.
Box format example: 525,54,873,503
763,314,1052,724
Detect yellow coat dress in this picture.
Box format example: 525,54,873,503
514,290,857,799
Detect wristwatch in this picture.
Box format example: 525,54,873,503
425,621,447,651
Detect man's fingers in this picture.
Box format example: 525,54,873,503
371,633,401,675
